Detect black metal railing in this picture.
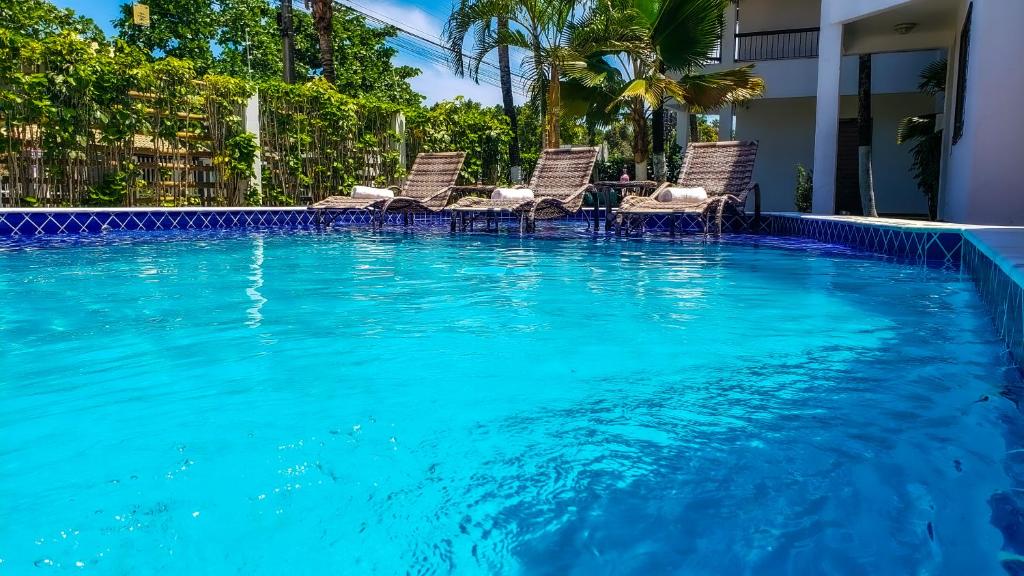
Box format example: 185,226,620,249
736,27,820,61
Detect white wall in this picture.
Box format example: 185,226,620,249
738,0,821,31
736,94,932,214
941,0,1024,225
734,98,817,211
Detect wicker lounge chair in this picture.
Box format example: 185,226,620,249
310,151,465,227
449,146,598,232
615,140,760,235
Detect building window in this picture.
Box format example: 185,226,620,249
953,2,972,145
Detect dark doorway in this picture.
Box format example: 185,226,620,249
835,118,862,214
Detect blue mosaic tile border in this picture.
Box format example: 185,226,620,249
962,236,1024,368
763,214,963,267
0,208,315,235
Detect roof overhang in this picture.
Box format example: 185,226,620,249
842,0,960,54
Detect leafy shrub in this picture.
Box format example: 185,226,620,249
795,164,813,213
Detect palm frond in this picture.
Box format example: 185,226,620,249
918,58,947,95
897,113,938,145
677,65,765,110
652,0,727,71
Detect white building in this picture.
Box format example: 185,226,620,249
678,0,1024,225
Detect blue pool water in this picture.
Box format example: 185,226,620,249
0,229,1021,574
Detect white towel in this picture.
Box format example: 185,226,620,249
491,187,535,201
657,186,708,203
351,185,395,199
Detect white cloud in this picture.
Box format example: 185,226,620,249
401,61,511,106
350,0,526,106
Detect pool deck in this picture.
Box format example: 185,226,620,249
770,212,1024,278
963,228,1024,285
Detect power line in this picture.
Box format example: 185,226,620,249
333,0,532,93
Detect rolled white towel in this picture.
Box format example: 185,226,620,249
491,187,535,201
351,185,395,199
656,186,708,203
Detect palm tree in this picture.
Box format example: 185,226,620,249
446,0,583,150
897,58,947,220
279,0,296,83
497,18,522,182
563,0,764,179
857,54,877,217
305,0,335,83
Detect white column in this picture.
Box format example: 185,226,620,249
244,93,262,204
391,111,407,169
722,1,737,65
811,21,842,215
718,104,733,141
677,109,690,154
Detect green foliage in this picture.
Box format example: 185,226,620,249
562,0,762,168
258,78,408,204
0,0,104,42
85,170,136,207
113,0,422,105
408,97,513,184
115,0,220,73
898,58,947,221
794,164,812,213
696,115,718,143
220,132,259,179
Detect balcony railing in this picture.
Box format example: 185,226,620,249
735,27,820,61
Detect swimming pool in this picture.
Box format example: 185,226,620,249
0,229,1020,574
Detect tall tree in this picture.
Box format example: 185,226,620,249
562,0,763,180
446,0,583,150
115,0,219,72
280,0,296,82
305,0,335,83
496,18,523,183
858,53,878,217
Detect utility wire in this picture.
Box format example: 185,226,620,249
333,0,531,95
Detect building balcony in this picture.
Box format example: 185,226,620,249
736,27,820,61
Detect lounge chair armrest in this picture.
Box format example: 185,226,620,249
387,185,403,193
648,182,671,198
529,184,592,217
744,182,761,225
425,187,452,203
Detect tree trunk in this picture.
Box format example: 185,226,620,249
651,63,666,180
652,103,665,181
857,54,878,217
497,18,522,183
631,101,649,180
544,62,561,149
280,0,295,83
310,0,336,83
689,113,699,143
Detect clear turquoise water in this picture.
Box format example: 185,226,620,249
0,229,1019,574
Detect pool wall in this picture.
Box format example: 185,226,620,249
962,229,1024,366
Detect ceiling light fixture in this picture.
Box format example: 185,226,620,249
894,22,918,35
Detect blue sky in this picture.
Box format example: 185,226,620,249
51,0,519,106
